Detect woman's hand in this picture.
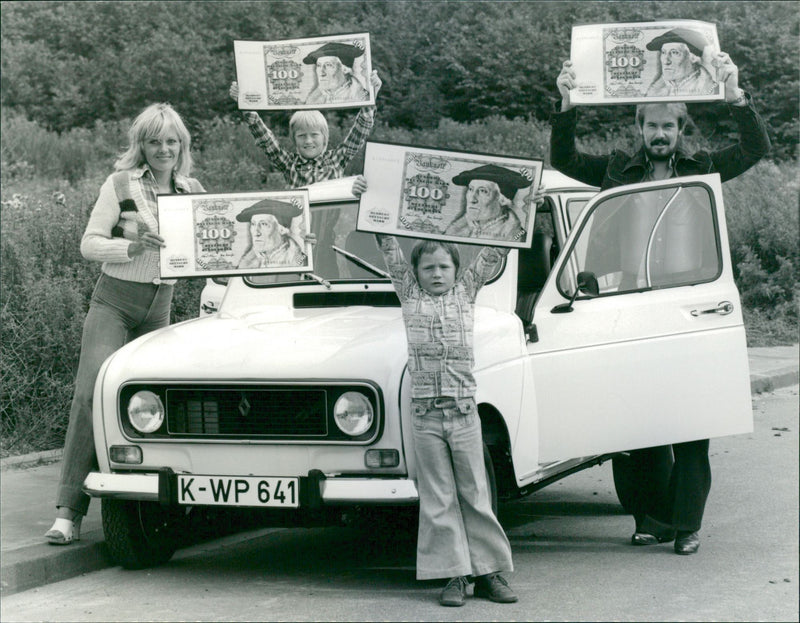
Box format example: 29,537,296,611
351,175,367,198
127,231,166,258
229,81,239,102
303,233,318,246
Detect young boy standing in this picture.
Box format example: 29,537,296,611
375,233,518,608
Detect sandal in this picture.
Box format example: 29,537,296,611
45,515,83,545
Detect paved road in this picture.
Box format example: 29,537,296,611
2,386,797,622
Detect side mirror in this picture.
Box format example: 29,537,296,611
551,271,599,314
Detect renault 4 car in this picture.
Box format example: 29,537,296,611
84,171,753,568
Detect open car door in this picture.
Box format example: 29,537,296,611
526,174,752,463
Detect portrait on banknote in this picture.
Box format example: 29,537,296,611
569,20,724,104
357,142,543,249
233,33,374,110
157,190,312,278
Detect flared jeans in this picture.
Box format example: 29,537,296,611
411,397,513,580
55,273,173,515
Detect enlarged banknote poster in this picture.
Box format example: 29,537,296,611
357,142,543,249
570,20,724,104
233,33,374,110
158,190,312,278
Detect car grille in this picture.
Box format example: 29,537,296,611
119,383,381,442
166,388,327,437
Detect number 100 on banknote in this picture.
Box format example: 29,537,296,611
357,142,542,249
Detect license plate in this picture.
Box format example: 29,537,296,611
177,475,299,508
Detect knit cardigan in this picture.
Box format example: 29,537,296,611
80,168,204,284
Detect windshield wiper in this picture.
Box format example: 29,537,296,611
331,245,390,279
303,272,332,289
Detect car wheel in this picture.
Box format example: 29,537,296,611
102,499,185,569
612,449,674,515
484,442,498,516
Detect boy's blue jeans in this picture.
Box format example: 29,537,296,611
56,274,173,516
411,397,513,580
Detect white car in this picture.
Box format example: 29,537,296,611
85,171,753,568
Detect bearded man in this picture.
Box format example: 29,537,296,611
549,51,770,556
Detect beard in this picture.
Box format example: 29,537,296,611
644,138,676,162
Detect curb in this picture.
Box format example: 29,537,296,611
1,532,109,596
750,367,799,395
1,448,63,471
1,368,797,597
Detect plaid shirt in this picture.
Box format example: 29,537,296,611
242,107,375,187
376,235,508,400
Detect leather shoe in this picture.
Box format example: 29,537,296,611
439,576,468,607
631,530,675,546
674,530,700,555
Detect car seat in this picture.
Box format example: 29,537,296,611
515,229,553,323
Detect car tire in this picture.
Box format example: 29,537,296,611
102,498,185,569
612,449,674,515
484,442,498,516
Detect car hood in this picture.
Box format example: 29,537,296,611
103,302,525,386
104,306,411,381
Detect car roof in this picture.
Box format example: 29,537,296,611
540,168,598,192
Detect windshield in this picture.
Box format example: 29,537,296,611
245,200,501,286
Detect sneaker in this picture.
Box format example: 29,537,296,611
474,573,518,603
439,576,468,607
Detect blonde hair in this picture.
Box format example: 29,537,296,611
289,111,329,146
114,103,193,175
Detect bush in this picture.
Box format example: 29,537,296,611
1,110,127,185
723,159,799,344
372,115,553,161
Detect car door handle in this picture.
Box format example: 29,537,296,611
690,301,734,317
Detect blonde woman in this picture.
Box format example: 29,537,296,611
45,103,205,544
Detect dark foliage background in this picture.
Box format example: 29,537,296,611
1,0,798,158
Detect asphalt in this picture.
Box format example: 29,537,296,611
1,345,797,597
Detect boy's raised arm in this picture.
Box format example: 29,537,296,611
375,233,414,300
229,81,294,174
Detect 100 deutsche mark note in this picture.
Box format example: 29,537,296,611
234,33,374,110
158,190,312,278
570,20,723,104
358,142,542,249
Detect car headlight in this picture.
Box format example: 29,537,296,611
333,392,374,436
127,390,165,433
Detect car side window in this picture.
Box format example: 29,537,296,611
557,183,720,297
564,198,589,232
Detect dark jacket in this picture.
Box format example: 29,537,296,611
549,93,771,190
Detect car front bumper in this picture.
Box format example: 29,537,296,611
83,470,419,506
